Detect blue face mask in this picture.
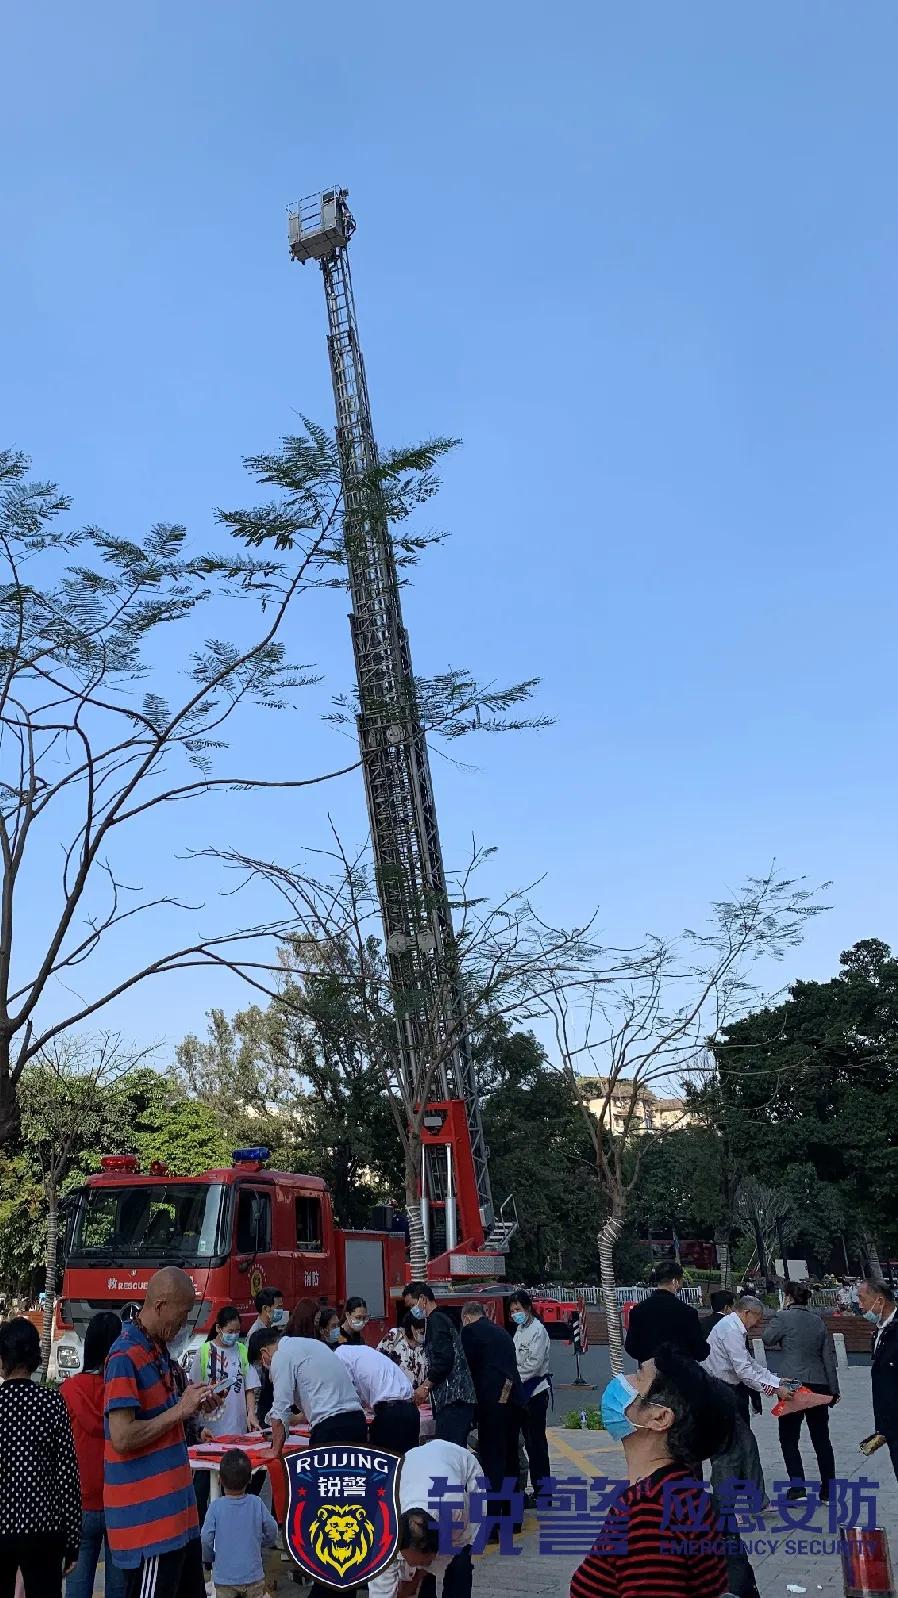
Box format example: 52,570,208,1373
601,1374,640,1440
410,1305,425,1321
511,1310,527,1326
220,1331,239,1348
864,1308,882,1326
271,1308,288,1327
328,1326,342,1344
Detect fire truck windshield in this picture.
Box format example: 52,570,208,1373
70,1182,228,1263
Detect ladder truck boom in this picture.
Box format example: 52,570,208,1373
288,189,514,1266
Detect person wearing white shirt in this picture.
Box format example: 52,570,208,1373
509,1289,551,1498
367,1439,481,1598
267,1300,366,1456
336,1342,420,1454
702,1297,792,1500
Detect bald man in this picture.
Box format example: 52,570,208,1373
104,1267,213,1598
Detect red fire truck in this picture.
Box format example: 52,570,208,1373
52,1117,514,1378
51,1147,408,1379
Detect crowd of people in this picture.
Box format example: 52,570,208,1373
0,1270,556,1597
1,1262,897,1598
609,1260,898,1598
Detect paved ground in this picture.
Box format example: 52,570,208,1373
498,1362,897,1598
91,1353,893,1596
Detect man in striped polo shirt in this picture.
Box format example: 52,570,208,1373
105,1267,212,1598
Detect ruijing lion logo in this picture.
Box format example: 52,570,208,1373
285,1447,400,1590
310,1504,375,1577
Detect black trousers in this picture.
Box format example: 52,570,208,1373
369,1398,420,1454
476,1401,518,1489
0,1535,66,1598
434,1402,475,1447
888,1434,898,1486
309,1407,368,1448
122,1540,205,1598
733,1383,751,1425
520,1390,551,1494
419,1543,472,1598
778,1384,836,1493
306,1408,368,1598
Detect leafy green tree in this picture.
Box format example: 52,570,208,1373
115,1070,233,1176
0,444,368,1148
177,957,404,1230
627,1127,728,1239
702,939,898,1271
479,1023,603,1282
0,1154,45,1299
17,1035,149,1371
0,1056,232,1329
174,1006,296,1159
541,870,824,1369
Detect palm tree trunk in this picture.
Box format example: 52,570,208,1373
599,1202,626,1374
41,1178,58,1380
863,1229,883,1280
405,1138,427,1279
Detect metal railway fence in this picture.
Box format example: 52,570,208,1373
532,1282,704,1308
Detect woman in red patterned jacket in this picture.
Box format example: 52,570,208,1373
571,1346,740,1598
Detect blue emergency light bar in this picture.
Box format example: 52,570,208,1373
232,1146,270,1165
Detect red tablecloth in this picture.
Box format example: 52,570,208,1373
189,1427,310,1520
189,1406,433,1523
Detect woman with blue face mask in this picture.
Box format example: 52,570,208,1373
509,1290,552,1500
315,1307,345,1347
573,1346,737,1598
189,1305,261,1523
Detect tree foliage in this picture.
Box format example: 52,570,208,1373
194,829,607,1275
539,869,824,1368
224,429,549,744
626,1127,729,1238
479,1022,603,1281
0,1058,231,1297
177,973,403,1231
698,937,898,1265
0,441,372,1145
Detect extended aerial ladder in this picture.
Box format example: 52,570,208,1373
288,189,516,1270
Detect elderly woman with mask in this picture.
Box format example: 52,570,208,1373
571,1345,739,1598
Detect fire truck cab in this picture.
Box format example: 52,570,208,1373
52,1148,407,1380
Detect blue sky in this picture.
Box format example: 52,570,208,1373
2,1,896,1054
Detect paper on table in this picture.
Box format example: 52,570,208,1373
770,1386,834,1417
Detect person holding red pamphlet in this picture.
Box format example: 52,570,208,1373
762,1281,838,1500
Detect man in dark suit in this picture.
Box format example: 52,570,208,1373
461,1301,521,1527
858,1278,898,1481
701,1289,735,1337
624,1261,710,1364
